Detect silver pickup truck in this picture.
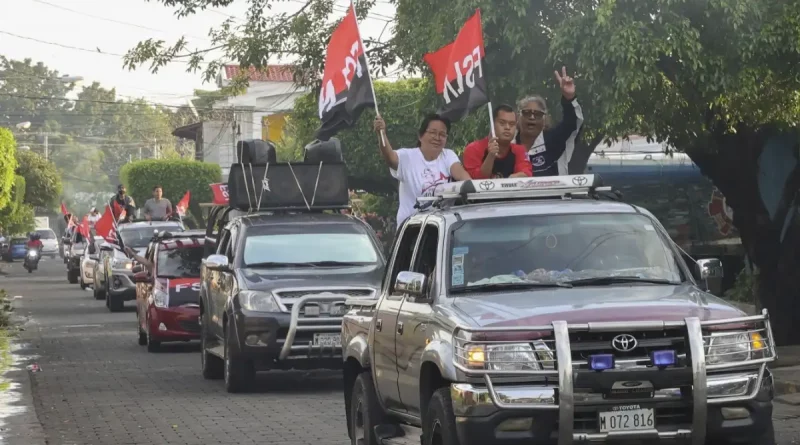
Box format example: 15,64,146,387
341,175,777,445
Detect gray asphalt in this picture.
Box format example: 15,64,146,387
0,259,798,444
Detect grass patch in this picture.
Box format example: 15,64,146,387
0,289,15,392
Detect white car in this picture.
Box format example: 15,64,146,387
80,236,105,290
34,228,59,258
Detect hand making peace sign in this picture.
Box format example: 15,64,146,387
554,66,576,100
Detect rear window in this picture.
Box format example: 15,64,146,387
35,229,56,239
157,245,204,278
11,238,26,245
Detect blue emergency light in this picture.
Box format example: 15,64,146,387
650,350,677,368
589,354,615,371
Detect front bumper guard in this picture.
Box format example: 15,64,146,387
451,310,777,444
278,293,349,361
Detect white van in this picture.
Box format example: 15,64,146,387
34,228,59,258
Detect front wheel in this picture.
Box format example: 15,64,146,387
349,373,386,445
422,388,460,445
200,312,224,380
223,319,254,393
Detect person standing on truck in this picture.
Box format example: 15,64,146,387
514,66,584,176
373,113,471,227
462,104,533,179
87,207,100,226
143,185,173,221
110,184,136,223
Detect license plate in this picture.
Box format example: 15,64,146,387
598,407,655,432
313,333,341,347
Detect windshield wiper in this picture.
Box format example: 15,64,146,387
451,281,572,294
244,262,320,269
304,261,369,267
565,276,678,286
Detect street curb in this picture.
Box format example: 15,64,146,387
775,379,798,395
0,365,47,445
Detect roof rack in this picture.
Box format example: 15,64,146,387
416,174,619,208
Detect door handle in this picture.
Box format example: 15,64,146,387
397,322,404,335
376,319,382,331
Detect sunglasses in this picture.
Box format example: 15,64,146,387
520,110,547,119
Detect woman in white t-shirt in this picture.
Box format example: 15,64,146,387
374,114,471,226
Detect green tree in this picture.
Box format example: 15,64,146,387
14,150,63,210
0,128,16,209
0,175,34,235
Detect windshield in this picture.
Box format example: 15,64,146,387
36,229,56,240
242,223,380,267
449,213,683,291
121,226,182,248
157,245,204,277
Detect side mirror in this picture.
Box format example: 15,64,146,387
394,271,427,298
205,254,230,271
697,258,723,279
132,264,144,274
132,271,150,283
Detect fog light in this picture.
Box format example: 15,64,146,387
721,407,750,420
589,354,615,371
650,350,677,368
495,418,533,432
245,335,259,346
158,323,167,331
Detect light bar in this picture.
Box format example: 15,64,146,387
429,174,602,199
589,354,615,371
650,350,677,368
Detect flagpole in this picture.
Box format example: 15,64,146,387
350,1,386,146
487,102,496,138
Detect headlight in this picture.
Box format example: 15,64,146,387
239,291,281,312
28,251,37,257
112,258,132,270
706,331,762,365
462,341,553,371
153,289,169,308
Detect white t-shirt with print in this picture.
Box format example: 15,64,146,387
390,147,461,226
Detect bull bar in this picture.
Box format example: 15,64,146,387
451,309,777,444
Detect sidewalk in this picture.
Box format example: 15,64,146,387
773,345,800,400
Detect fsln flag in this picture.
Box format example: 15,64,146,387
176,191,191,217
422,9,488,122
314,2,376,141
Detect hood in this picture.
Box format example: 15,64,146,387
453,284,745,328
159,277,201,307
238,264,383,294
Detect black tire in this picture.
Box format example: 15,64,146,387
223,319,254,393
422,387,460,445
146,333,160,352
94,279,106,300
349,373,385,445
137,313,148,346
200,312,224,380
80,276,87,289
67,269,78,284
27,268,32,274
744,422,776,445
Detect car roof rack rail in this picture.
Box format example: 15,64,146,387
415,174,621,209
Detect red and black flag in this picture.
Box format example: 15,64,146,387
423,9,488,122
314,2,376,141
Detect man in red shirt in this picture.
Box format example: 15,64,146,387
463,104,533,179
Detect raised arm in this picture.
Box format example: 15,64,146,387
374,116,399,170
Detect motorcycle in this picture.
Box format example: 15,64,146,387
24,248,40,273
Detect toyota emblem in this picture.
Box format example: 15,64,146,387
479,180,495,190
572,176,588,186
611,334,638,352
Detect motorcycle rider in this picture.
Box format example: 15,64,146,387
25,232,43,270
110,184,136,223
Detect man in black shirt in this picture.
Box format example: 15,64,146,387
110,184,136,223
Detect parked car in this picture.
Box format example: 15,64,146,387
34,228,59,258
80,236,105,290
341,175,777,445
2,237,28,262
102,221,184,312
133,230,206,352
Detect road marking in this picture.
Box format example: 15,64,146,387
61,324,103,329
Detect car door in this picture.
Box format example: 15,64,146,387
208,228,232,339
218,223,239,325
372,220,421,412
137,244,156,329
395,221,440,417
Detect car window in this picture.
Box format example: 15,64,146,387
120,225,182,248
242,223,381,267
449,212,683,290
157,245,204,278
35,229,57,240
411,224,439,295
387,223,421,296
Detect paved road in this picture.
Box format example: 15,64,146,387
1,259,800,444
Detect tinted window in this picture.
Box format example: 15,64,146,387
36,229,56,239
157,246,204,278
449,213,682,290
243,223,380,267
11,238,26,245
120,226,182,248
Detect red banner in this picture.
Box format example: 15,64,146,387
176,190,191,216
210,183,229,205
60,202,68,216
94,205,117,244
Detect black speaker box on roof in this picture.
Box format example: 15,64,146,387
227,162,349,211
304,138,344,163
236,139,277,164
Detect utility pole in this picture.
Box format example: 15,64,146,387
44,134,48,161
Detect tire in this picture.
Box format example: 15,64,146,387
223,319,254,393
200,312,224,380
349,373,386,445
108,294,123,312
67,268,78,284
93,283,105,300
80,276,87,289
147,333,160,352
137,313,148,346
422,388,460,445
27,268,32,274
741,422,776,445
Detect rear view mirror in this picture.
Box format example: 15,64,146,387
205,254,230,271
394,271,426,297
697,258,723,279
132,271,150,283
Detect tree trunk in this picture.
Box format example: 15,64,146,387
689,125,800,346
